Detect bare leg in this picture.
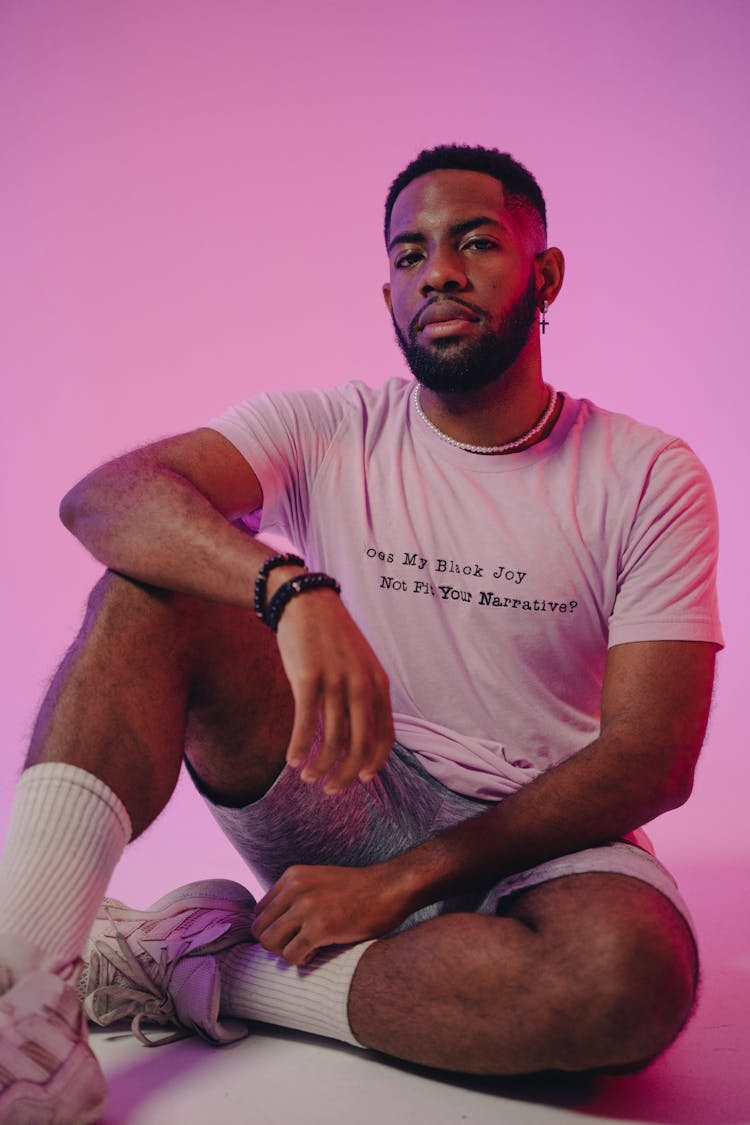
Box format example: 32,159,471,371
21,572,697,1076
25,570,295,836
348,873,698,1075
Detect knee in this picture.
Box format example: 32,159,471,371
555,906,698,1071
85,569,175,620
73,570,204,681
83,570,194,641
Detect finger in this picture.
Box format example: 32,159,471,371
285,677,322,768
323,681,372,793
252,887,307,951
254,883,280,915
251,879,294,939
359,673,394,781
281,929,322,967
252,865,320,938
257,917,303,958
324,754,361,794
251,897,285,941
302,678,347,783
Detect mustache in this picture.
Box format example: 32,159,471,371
409,297,486,338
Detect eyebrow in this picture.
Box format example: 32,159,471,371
387,215,506,253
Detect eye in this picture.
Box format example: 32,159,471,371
393,249,424,270
462,237,498,252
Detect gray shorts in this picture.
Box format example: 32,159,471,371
198,741,695,939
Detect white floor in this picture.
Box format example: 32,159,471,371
89,861,750,1125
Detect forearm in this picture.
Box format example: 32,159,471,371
383,730,690,915
60,449,280,606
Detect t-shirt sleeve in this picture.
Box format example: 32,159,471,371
608,440,723,648
206,388,349,548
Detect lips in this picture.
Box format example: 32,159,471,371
417,300,481,332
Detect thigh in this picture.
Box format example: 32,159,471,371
475,835,697,946
77,569,297,807
200,741,463,889
182,593,296,806
26,569,295,831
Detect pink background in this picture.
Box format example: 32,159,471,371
1,0,747,915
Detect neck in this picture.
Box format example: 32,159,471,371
417,370,553,451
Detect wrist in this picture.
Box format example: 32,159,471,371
265,563,308,602
254,553,306,621
265,573,342,632
376,852,438,915
378,820,497,913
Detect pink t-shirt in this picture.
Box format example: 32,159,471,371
209,378,723,801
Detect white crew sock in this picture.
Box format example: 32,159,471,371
0,762,131,980
217,939,376,1048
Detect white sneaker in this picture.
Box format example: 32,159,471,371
82,879,256,1046
0,954,107,1125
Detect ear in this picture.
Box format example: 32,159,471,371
535,247,565,306
382,283,393,313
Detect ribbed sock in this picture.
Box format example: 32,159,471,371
0,762,131,983
216,939,376,1048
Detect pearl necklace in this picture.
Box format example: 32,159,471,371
412,385,559,454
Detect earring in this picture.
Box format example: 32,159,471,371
540,300,549,335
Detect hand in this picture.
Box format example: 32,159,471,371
275,588,394,793
251,863,411,966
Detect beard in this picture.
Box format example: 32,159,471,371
393,269,539,395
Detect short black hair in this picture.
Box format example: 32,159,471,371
384,144,547,246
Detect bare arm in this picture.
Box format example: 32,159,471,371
60,427,394,785
384,638,714,904
252,639,716,963
60,428,273,605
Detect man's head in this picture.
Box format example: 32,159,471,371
384,145,547,253
383,145,562,395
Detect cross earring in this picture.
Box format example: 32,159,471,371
540,300,549,335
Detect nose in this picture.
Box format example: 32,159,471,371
420,246,467,295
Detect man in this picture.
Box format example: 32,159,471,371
0,145,721,1123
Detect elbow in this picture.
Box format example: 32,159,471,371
59,478,94,538
662,779,693,813
59,486,80,533
658,756,697,813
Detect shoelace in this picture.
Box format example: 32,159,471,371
83,911,193,1047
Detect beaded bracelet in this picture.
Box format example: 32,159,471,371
265,573,341,632
254,553,305,621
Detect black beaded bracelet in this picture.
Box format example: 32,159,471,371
254,553,305,621
265,572,341,632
